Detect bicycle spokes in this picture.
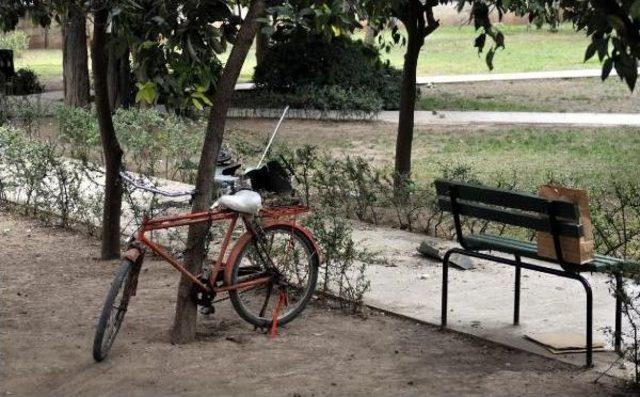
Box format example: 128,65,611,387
232,226,316,325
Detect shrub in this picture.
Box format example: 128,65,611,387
6,68,44,95
235,84,384,113
0,125,102,229
253,34,402,110
55,106,100,157
304,209,373,313
113,107,200,178
0,31,29,55
55,106,202,181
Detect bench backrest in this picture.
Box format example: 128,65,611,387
0,49,15,78
435,179,584,238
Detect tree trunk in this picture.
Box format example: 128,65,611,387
92,7,124,260
170,0,266,344
62,4,90,108
255,28,269,67
394,12,422,189
107,34,132,111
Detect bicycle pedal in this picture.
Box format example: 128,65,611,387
199,305,215,316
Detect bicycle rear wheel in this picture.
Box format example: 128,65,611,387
229,224,319,328
93,259,140,361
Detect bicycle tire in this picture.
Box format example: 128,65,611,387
229,224,319,328
92,259,139,362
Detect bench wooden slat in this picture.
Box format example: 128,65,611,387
438,198,584,237
0,49,15,78
465,234,640,272
435,179,579,220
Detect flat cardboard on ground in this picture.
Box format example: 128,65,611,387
525,332,606,354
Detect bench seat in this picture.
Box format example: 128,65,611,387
464,234,640,273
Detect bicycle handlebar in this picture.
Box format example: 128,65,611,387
119,171,195,198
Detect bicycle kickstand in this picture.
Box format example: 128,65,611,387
268,288,288,339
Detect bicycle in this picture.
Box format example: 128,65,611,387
92,170,320,362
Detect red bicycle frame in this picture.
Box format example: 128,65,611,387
124,205,313,295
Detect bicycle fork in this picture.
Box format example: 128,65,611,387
123,241,146,296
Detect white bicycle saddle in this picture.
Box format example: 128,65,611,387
215,190,262,214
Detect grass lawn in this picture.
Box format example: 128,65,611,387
19,23,598,87
379,24,598,76
409,125,640,186
417,77,639,112
417,93,550,112
226,120,640,190
14,49,63,81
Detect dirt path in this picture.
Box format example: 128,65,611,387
0,210,629,396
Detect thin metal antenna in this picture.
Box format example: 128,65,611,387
257,105,289,169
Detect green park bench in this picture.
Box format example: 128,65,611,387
0,49,15,78
435,179,640,367
0,49,15,95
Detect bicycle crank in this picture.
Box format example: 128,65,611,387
191,272,216,315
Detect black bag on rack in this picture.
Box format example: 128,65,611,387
245,160,292,194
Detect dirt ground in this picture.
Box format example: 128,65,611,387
0,210,631,397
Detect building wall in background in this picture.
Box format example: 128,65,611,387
16,18,63,49
435,4,529,25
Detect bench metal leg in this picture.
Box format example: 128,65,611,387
575,274,594,368
615,271,623,355
439,248,595,367
514,255,521,326
441,250,452,328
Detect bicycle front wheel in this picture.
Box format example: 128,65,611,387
229,224,319,328
92,259,140,362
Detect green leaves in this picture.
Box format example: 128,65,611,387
134,82,158,105
602,57,613,80
613,53,638,91
485,48,495,71
559,0,640,91
266,0,360,43
472,27,504,71
120,0,229,113
474,33,486,51
190,86,213,111
584,41,597,62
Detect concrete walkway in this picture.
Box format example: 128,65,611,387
351,222,630,378
34,69,624,102
416,69,616,84
235,69,628,89
378,110,640,127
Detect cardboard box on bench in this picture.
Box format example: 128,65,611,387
537,185,595,265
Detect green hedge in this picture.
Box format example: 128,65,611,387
4,68,45,95
0,31,29,55
252,35,402,111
